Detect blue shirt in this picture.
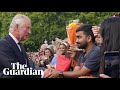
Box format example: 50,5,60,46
50,54,58,66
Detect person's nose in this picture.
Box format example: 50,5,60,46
28,30,31,34
76,38,78,44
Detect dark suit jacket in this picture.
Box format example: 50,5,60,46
0,35,43,78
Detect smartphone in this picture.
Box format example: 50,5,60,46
104,51,120,78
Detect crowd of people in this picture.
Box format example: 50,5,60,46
27,15,120,78
0,13,119,78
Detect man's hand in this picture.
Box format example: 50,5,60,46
48,69,60,78
67,50,76,58
92,26,100,37
67,45,84,58
99,74,111,78
43,69,52,78
69,44,84,52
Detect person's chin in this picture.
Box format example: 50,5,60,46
78,46,85,49
21,38,27,41
24,36,29,40
77,44,81,48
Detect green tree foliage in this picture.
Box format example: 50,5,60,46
0,12,117,51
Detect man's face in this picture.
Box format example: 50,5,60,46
18,19,31,41
76,31,88,49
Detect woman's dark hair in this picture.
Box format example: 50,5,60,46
99,17,120,73
44,48,54,62
100,17,120,52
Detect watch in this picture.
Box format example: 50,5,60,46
59,71,64,78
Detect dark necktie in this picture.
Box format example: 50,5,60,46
18,42,25,53
18,42,29,65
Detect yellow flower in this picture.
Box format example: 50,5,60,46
69,22,76,27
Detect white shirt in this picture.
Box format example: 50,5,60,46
9,33,44,78
9,33,21,51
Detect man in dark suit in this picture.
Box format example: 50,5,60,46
0,14,50,78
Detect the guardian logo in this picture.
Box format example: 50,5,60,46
3,62,41,75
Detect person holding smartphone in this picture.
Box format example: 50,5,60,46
98,16,120,78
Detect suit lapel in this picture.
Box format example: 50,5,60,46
5,35,26,64
19,43,30,67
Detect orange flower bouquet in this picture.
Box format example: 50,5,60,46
66,19,81,46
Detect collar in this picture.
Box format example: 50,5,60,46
9,32,19,44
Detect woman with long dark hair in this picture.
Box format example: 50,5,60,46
99,16,120,78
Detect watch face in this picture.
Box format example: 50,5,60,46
59,71,64,78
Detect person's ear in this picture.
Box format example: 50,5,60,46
14,24,19,32
87,35,92,43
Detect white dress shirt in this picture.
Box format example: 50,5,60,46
9,33,21,51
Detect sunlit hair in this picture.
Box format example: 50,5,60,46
9,14,30,33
